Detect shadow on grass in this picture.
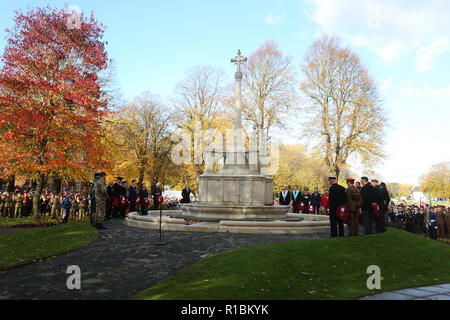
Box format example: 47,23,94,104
133,228,450,300
0,220,98,271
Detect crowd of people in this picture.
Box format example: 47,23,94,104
388,203,450,240
276,176,449,240
2,174,448,239
90,175,195,229
0,176,195,227
0,190,90,221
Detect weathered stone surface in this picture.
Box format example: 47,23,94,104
392,288,435,297
360,284,450,300
415,285,450,294
362,292,414,300
426,294,450,300
126,212,330,235
181,202,289,222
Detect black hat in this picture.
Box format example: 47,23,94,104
117,177,123,181
371,179,378,183
328,176,336,180
94,172,101,178
100,172,107,177
304,187,309,191
361,176,369,181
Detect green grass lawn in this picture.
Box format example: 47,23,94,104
0,216,59,227
134,228,450,300
0,220,98,271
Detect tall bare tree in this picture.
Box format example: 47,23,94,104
103,92,172,189
172,65,230,192
242,40,298,139
300,35,387,179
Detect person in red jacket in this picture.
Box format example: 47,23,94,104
320,188,329,215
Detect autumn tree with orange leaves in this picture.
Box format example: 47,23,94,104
0,6,111,222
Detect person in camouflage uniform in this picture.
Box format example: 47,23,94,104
50,194,59,219
5,192,13,217
59,195,65,217
94,172,107,229
14,192,24,218
88,197,92,220
0,193,5,218
70,196,79,221
79,196,87,220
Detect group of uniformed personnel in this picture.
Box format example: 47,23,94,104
0,190,90,221
327,176,391,238
279,176,391,238
0,191,29,218
389,203,450,241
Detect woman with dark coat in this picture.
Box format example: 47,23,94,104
379,182,391,232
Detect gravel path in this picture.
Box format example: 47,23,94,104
0,219,328,300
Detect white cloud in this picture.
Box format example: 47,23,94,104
380,76,392,95
399,84,450,99
376,42,409,64
265,12,286,25
415,37,450,72
301,0,450,65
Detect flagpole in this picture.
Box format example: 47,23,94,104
154,194,167,246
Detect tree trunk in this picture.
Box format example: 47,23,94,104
53,176,62,194
335,166,340,182
138,165,145,192
7,175,15,192
32,173,46,224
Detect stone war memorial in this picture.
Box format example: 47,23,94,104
1,2,449,305
125,50,330,234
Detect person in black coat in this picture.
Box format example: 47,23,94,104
310,187,321,215
119,180,128,218
90,173,100,225
380,183,390,211
128,180,138,213
180,184,191,204
112,177,123,218
371,179,385,233
301,188,311,213
279,186,291,206
291,185,301,213
106,181,114,219
152,182,163,210
328,176,347,237
360,176,376,234
428,208,439,240
378,182,391,233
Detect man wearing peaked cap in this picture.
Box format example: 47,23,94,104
345,178,362,236
360,176,376,234
328,176,347,237
112,177,122,218
93,172,107,229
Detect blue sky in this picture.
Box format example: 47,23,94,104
0,0,449,185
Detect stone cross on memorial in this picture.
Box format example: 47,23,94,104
230,49,247,132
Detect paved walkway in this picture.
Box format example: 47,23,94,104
0,219,328,300
360,284,450,300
